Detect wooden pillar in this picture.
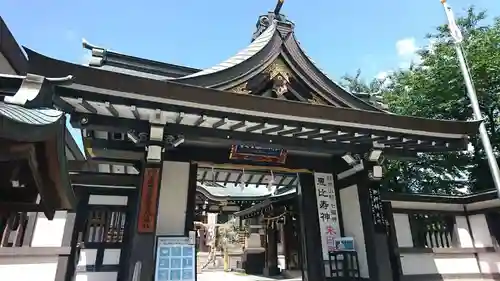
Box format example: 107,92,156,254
297,173,325,281
264,221,279,276
126,121,165,281
184,163,198,236
356,162,392,281
283,214,293,269
54,212,77,281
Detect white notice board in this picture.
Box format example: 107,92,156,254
155,236,196,281
314,172,341,260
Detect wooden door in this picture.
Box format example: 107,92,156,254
73,187,136,281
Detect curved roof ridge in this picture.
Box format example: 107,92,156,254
82,38,120,57
175,22,277,80
290,34,384,111
82,38,200,79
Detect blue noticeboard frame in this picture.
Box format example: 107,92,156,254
154,236,197,281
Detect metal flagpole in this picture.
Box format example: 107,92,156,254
440,0,500,195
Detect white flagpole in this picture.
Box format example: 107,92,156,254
440,0,500,195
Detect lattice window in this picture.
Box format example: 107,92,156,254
0,212,29,247
84,209,127,243
409,213,455,248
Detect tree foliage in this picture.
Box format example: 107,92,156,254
341,7,500,194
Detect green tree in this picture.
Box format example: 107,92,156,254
342,7,500,194
341,69,388,110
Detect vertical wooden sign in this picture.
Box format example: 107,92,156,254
138,168,160,233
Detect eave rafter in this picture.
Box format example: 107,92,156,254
24,49,476,158
59,93,468,156
197,166,298,189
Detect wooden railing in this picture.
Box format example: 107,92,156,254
0,211,29,247
409,213,455,248
84,209,126,244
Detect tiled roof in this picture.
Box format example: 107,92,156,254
0,101,64,125
176,22,277,80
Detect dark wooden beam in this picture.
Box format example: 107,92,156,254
247,174,255,186
68,159,139,172
0,202,45,212
277,175,287,187
74,113,370,154
169,145,335,172
72,112,449,155
223,172,232,186
84,138,145,152
257,174,266,186
70,172,139,186
381,190,499,205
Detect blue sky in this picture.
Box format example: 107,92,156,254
1,0,498,149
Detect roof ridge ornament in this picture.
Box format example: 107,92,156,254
251,0,293,42
82,38,106,57
274,0,285,16
2,73,73,108
82,38,106,66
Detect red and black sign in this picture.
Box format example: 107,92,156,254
229,144,287,164
138,168,160,233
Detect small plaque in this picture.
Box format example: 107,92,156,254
138,168,161,233
334,237,355,251
155,236,196,281
229,144,287,164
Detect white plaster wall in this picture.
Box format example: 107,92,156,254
0,256,58,281
393,213,413,247
455,216,473,248
467,198,500,211
400,253,479,275
32,211,67,247
339,185,369,278
469,214,493,247
478,253,500,273
76,248,121,281
78,248,121,267
0,211,71,281
88,195,128,205
156,161,191,235
390,202,500,278
390,201,463,211
75,272,118,281
392,212,483,276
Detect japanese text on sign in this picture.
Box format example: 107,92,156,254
314,173,341,260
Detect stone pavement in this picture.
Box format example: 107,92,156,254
197,271,302,281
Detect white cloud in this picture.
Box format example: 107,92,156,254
395,37,422,68
396,38,418,57
375,71,389,80
374,71,393,89
372,37,434,83
427,38,438,54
